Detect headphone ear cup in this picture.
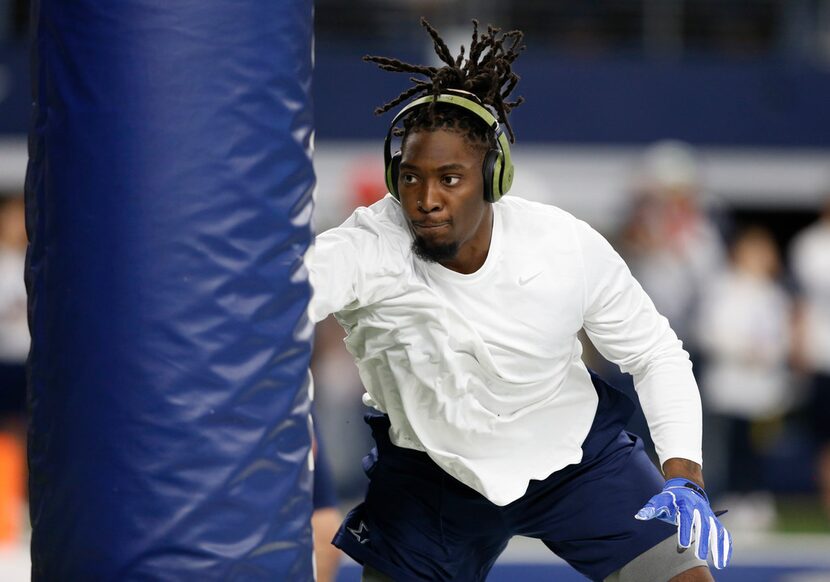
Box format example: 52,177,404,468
482,149,500,203
387,151,402,200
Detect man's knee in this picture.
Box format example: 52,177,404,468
604,535,710,582
668,565,714,581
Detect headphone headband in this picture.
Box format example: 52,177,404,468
389,90,499,134
383,90,514,202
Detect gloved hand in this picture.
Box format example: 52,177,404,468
635,478,732,570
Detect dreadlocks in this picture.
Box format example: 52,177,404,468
363,18,525,147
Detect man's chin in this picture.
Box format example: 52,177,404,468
412,236,458,263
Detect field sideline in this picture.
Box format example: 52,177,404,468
5,533,830,581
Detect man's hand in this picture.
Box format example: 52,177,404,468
635,478,732,570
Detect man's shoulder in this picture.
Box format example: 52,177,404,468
499,196,617,264
498,196,586,247
498,195,578,227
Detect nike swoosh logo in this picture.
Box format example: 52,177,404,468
518,271,543,286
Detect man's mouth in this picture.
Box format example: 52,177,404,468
413,221,451,231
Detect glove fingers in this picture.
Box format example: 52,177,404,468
693,509,710,561
677,499,694,548
727,529,734,567
652,503,675,523
709,516,720,567
645,481,733,569
714,525,733,570
636,492,676,523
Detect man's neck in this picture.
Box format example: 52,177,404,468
440,207,494,275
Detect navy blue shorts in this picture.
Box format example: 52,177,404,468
333,374,676,582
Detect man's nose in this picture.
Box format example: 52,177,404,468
418,181,442,212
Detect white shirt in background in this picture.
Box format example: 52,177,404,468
0,248,29,364
626,219,725,348
791,220,830,374
696,271,793,419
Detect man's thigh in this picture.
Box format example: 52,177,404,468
509,431,678,582
333,438,510,582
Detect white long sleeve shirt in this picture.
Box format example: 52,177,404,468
308,195,702,506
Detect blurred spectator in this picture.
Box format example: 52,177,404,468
696,226,794,530
592,141,726,466
310,316,373,501
618,140,726,357
0,195,27,413
790,196,830,521
0,194,27,543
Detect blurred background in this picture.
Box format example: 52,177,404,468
2,0,830,580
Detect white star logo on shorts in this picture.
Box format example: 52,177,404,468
347,520,370,544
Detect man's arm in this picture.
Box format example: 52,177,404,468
575,219,731,569
663,457,704,487
576,218,702,469
308,209,405,323
308,222,379,322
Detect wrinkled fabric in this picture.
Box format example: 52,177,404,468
309,195,702,506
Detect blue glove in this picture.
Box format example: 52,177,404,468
635,478,732,570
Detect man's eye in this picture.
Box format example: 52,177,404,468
402,174,418,185
443,176,461,186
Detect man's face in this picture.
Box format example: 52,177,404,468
398,128,492,271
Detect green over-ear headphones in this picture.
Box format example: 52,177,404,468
384,89,514,203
